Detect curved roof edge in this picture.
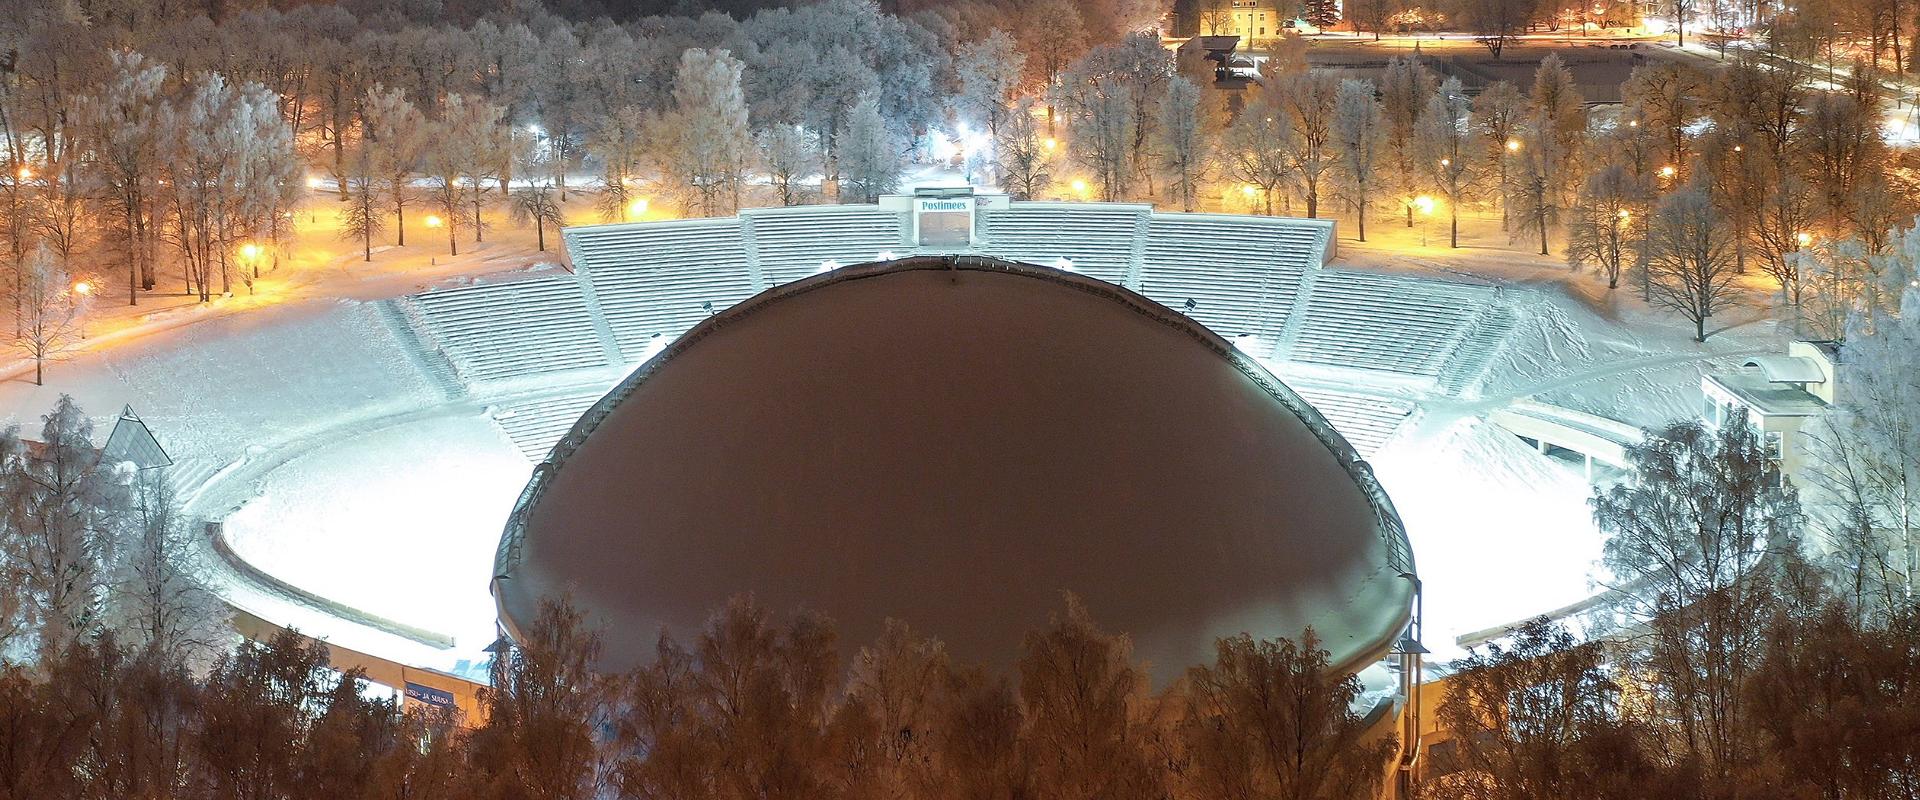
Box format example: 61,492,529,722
490,255,1415,674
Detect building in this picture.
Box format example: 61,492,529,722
492,255,1417,683
1700,340,1839,482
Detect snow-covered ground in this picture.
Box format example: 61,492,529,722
221,412,527,658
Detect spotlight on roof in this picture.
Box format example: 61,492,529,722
1184,298,1198,313
701,301,716,316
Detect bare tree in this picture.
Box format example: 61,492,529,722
1456,0,1533,58
1179,629,1394,800
1566,165,1645,288
510,182,565,253
995,98,1054,201
1594,415,1800,783
10,245,88,386
1475,81,1527,231
1017,595,1161,800
1282,73,1342,220
1646,189,1742,341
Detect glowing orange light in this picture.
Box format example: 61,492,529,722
424,215,443,228
1505,139,1521,152
71,281,91,296
239,242,262,259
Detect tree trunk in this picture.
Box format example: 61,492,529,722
1538,213,1549,256
1451,209,1459,248
1358,200,1368,241
536,221,546,252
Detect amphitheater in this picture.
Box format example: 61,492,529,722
112,193,1662,710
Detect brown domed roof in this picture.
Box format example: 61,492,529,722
493,256,1414,680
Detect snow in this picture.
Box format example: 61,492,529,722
222,412,526,657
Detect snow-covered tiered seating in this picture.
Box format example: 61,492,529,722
976,203,1144,285
1287,271,1498,380
405,276,608,384
1138,214,1322,359
492,393,603,461
1291,387,1415,456
748,206,907,287
566,218,755,362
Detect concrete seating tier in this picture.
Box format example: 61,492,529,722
567,219,755,361
1288,271,1498,378
747,206,907,287
404,276,606,384
977,203,1145,286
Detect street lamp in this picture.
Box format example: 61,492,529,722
15,166,30,180
1505,139,1521,152
239,242,262,260
1659,165,1677,181
628,198,649,218
1043,137,1057,151
1069,178,1088,197
424,215,443,229
1796,231,1814,247
72,280,91,297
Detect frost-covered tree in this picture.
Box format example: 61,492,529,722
649,48,752,216
1220,85,1293,216
10,245,88,386
1056,64,1137,202
439,93,510,242
1566,165,1645,288
1647,189,1742,341
106,471,226,668
955,31,1026,142
1803,287,1920,618
1332,79,1385,242
757,126,818,207
0,396,129,658
837,93,902,204
77,51,167,304
589,105,646,224
1157,76,1211,213
1593,414,1799,782
1519,54,1585,253
159,73,298,300
361,84,427,248
995,98,1054,201
1417,78,1480,248
1379,56,1436,227
1621,62,1705,174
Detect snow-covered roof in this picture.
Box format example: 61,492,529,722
1707,370,1828,416
1741,355,1826,385
493,255,1414,682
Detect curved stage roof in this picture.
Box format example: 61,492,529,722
492,256,1415,680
